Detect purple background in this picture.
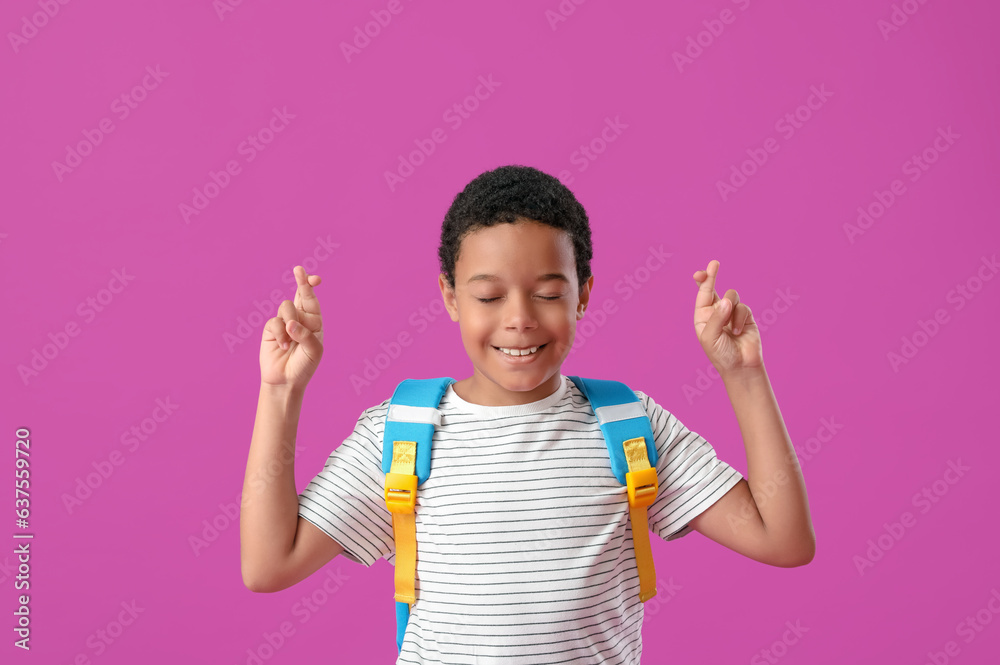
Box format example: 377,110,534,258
3,0,999,663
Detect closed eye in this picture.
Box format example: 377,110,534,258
476,296,561,303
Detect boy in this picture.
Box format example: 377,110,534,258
240,165,815,664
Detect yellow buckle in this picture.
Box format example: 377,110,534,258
626,467,658,508
385,472,417,513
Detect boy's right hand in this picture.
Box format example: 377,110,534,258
260,266,325,391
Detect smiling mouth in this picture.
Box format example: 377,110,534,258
493,343,546,357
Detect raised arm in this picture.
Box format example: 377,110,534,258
686,260,815,566
240,266,342,592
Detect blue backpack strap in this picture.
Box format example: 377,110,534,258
381,377,455,484
381,377,455,653
569,375,660,602
568,376,658,483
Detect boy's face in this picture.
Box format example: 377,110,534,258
439,218,593,406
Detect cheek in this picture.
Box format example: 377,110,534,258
460,319,491,342
555,309,577,330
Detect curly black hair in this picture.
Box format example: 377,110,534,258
438,164,593,292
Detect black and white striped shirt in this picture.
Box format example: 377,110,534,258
298,374,743,664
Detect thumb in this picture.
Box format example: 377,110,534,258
286,319,323,362
703,298,732,343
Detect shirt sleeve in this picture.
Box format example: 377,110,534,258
297,400,396,568
635,390,744,542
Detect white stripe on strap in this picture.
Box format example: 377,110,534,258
387,404,442,427
593,402,647,426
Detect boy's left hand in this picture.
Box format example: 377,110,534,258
692,260,763,375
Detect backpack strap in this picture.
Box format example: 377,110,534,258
381,377,454,654
569,376,660,602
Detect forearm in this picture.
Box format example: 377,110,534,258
721,364,815,560
240,383,305,587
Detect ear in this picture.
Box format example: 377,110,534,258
577,275,594,320
439,273,460,322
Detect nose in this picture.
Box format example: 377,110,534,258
502,292,538,331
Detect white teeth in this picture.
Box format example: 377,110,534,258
498,346,539,356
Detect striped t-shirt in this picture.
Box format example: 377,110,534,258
298,373,743,664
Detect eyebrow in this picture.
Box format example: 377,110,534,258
466,273,571,285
